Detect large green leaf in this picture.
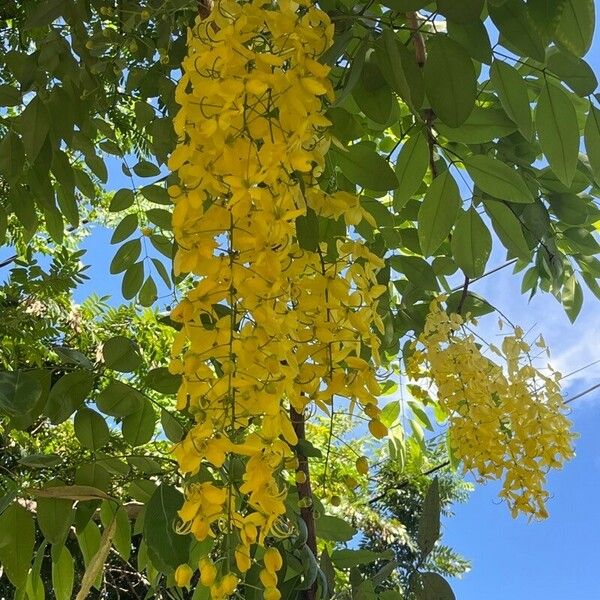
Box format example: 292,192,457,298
489,0,546,62
547,51,597,97
554,0,595,56
411,572,455,600
436,0,484,23
585,105,600,183
0,503,35,589
484,200,531,259
417,477,440,558
96,381,144,417
74,407,110,451
0,132,25,184
316,515,357,542
46,370,94,425
0,370,42,418
417,171,461,256
334,142,398,192
109,238,141,274
447,19,492,64
436,108,518,143
394,131,429,209
37,486,74,545
100,502,131,561
535,82,579,186
121,398,156,446
52,547,75,600
490,61,533,140
19,96,50,162
102,336,142,372
450,208,492,278
331,549,393,569
144,484,190,571
464,155,533,204
423,36,476,127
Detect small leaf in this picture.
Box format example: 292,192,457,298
464,155,533,204
133,160,161,177
145,367,181,394
585,105,600,183
562,274,583,322
423,36,476,127
37,485,73,545
140,184,171,205
296,207,320,252
417,477,440,558
138,276,158,307
100,502,131,561
19,96,50,162
52,547,75,600
393,132,429,209
535,82,579,186
490,61,532,140
122,399,156,446
331,549,393,569
46,370,94,425
418,171,461,256
334,142,399,192
122,261,145,300
102,336,142,372
0,371,42,418
111,214,138,244
109,189,135,212
451,208,492,278
0,132,26,184
484,200,531,259
110,238,141,274
96,381,143,417
74,407,110,451
19,453,61,468
32,485,112,502
161,409,184,442
317,515,357,542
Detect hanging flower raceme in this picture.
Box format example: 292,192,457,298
168,0,387,595
407,298,575,519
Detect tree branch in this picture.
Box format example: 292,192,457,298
290,405,317,600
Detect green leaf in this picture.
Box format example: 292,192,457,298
536,82,579,186
451,208,492,278
111,214,138,244
393,132,429,209
52,547,75,600
436,107,518,143
417,171,461,256
547,193,589,225
331,549,393,569
0,84,21,106
122,261,145,300
389,255,439,291
18,453,62,468
102,336,142,372
74,463,112,493
110,238,141,274
122,399,156,446
547,51,597,97
161,409,184,442
140,184,171,205
74,407,110,451
0,132,25,184
144,484,190,571
436,0,484,23
19,96,50,163
316,515,357,542
554,0,595,57
145,367,181,394
0,371,42,418
139,276,158,307
417,477,440,558
37,488,73,545
133,160,161,177
353,50,395,125
464,155,533,203
146,208,172,230
411,572,455,600
447,20,492,64
585,105,600,183
490,61,533,140
46,370,94,425
0,503,35,589
24,0,64,28
296,207,320,252
334,142,398,192
423,35,476,127
562,274,583,322
100,503,131,561
528,0,566,36
96,381,143,417
75,521,102,590
489,0,546,62
484,200,531,259
109,188,135,212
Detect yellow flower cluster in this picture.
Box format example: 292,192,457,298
168,0,386,595
407,298,575,519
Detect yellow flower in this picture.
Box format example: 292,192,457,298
175,564,193,588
